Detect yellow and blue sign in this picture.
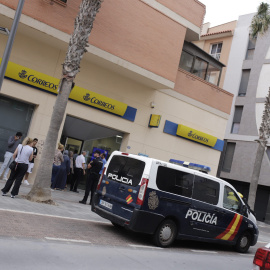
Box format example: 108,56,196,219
176,124,217,147
164,120,224,151
149,114,161,128
1,59,136,121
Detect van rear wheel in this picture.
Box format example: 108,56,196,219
234,231,251,253
153,219,177,247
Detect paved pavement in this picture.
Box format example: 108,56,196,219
0,179,108,223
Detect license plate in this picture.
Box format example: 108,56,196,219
100,199,112,210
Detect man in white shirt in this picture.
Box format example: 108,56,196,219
70,151,86,193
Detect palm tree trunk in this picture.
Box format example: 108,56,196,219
27,79,73,202
248,142,265,210
27,0,102,202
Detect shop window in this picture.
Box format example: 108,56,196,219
222,142,236,172
238,69,250,96
231,106,243,134
210,43,223,61
193,57,208,80
179,51,194,73
179,48,222,86
206,64,221,85
51,0,67,5
246,34,256,60
192,176,220,205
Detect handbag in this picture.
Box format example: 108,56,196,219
9,160,17,170
9,145,24,171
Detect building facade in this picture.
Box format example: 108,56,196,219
0,0,233,186
193,21,237,88
217,14,270,222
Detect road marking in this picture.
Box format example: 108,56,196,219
129,244,163,250
45,237,91,244
239,254,254,257
191,250,217,254
0,208,110,224
257,241,269,244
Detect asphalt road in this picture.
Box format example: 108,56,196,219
0,236,255,270
0,209,263,270
0,182,269,269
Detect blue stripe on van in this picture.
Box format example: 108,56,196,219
163,120,224,151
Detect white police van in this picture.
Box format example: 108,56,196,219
92,151,258,253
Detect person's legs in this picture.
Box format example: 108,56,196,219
24,163,33,185
90,175,99,205
1,167,18,194
51,164,60,188
73,169,83,192
0,152,13,179
80,174,93,203
70,168,78,191
11,163,28,196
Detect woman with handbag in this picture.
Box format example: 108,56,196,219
1,137,34,198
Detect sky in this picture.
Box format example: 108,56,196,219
199,0,270,27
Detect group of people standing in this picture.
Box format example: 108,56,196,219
1,132,38,198
0,132,106,202
51,145,106,204
51,143,70,191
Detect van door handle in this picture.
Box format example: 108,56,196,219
119,186,125,191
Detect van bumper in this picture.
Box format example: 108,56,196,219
251,233,258,246
92,193,164,234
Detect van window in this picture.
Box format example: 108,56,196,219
156,166,193,198
106,155,145,187
192,176,220,205
223,186,242,213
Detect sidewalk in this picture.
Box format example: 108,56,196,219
0,179,108,223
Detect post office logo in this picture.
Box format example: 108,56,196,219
19,70,27,79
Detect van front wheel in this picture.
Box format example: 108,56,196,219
234,231,251,253
153,219,177,247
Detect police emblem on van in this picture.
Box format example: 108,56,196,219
107,173,133,185
185,209,217,225
148,191,159,210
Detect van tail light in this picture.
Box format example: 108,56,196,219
253,247,270,269
136,178,149,206
121,152,129,156
97,167,106,190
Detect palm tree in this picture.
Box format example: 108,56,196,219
248,2,270,210
27,0,103,203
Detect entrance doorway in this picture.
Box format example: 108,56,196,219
0,95,34,162
61,115,124,189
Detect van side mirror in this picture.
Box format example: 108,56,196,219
242,205,248,217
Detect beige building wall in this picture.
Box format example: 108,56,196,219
0,30,228,182
0,1,234,186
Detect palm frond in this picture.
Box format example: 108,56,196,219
250,2,270,38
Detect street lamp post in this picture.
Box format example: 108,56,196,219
0,0,25,91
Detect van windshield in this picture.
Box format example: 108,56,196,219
106,155,145,187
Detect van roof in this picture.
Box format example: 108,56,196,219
111,151,235,189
